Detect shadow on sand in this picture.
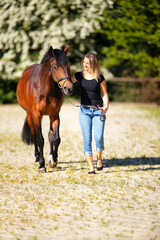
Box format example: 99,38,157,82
102,157,160,172
103,157,160,167
56,157,160,172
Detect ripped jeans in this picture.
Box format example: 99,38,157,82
79,107,106,156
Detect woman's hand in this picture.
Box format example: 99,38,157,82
100,105,109,114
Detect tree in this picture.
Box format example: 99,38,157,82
96,0,160,77
0,0,112,82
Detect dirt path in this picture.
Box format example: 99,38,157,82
0,102,160,240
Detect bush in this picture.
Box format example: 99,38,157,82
0,80,17,104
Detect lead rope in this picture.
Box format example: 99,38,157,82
64,94,106,122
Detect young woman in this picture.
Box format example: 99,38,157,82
71,53,109,174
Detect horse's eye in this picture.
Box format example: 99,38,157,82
54,66,57,70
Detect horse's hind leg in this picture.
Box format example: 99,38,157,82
27,113,45,172
48,115,61,168
26,114,39,163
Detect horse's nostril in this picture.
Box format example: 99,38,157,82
70,86,73,92
68,88,73,94
69,86,73,92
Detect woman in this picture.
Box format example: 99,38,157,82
71,53,109,174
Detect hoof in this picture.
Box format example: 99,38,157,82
49,160,57,168
48,155,57,168
38,167,46,173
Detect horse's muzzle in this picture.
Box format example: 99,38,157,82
64,85,73,95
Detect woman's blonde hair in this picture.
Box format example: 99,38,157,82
82,52,101,81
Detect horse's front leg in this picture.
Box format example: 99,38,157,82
36,127,45,172
48,115,61,168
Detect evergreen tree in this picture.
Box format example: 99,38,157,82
96,0,160,77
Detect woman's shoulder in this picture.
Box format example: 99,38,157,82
98,73,105,83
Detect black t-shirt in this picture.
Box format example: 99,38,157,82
75,71,105,106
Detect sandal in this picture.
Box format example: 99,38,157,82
97,165,103,171
96,160,103,171
88,170,95,174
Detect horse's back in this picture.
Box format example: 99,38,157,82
22,64,39,77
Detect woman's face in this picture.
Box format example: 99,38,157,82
83,57,90,72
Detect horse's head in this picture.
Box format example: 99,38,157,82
49,45,73,95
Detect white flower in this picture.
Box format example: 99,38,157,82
0,0,113,80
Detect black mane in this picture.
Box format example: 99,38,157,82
40,46,68,66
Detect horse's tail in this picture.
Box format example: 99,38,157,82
21,117,34,145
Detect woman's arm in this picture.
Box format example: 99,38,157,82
70,74,77,84
100,80,109,114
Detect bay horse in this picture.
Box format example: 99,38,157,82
16,45,73,172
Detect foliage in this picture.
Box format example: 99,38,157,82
0,0,112,82
96,0,160,77
107,81,160,103
0,80,17,104
107,82,141,102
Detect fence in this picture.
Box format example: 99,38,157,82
106,78,160,103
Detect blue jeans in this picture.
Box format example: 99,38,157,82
79,107,106,156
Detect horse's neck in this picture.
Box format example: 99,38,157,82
33,63,50,93
38,63,51,84
41,62,50,77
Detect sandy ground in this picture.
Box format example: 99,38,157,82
0,102,160,240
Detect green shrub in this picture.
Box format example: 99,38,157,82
0,80,17,104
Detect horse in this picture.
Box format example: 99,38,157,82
16,45,73,173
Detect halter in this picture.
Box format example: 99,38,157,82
50,57,72,91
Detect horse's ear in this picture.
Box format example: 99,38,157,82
64,45,69,54
49,46,54,57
